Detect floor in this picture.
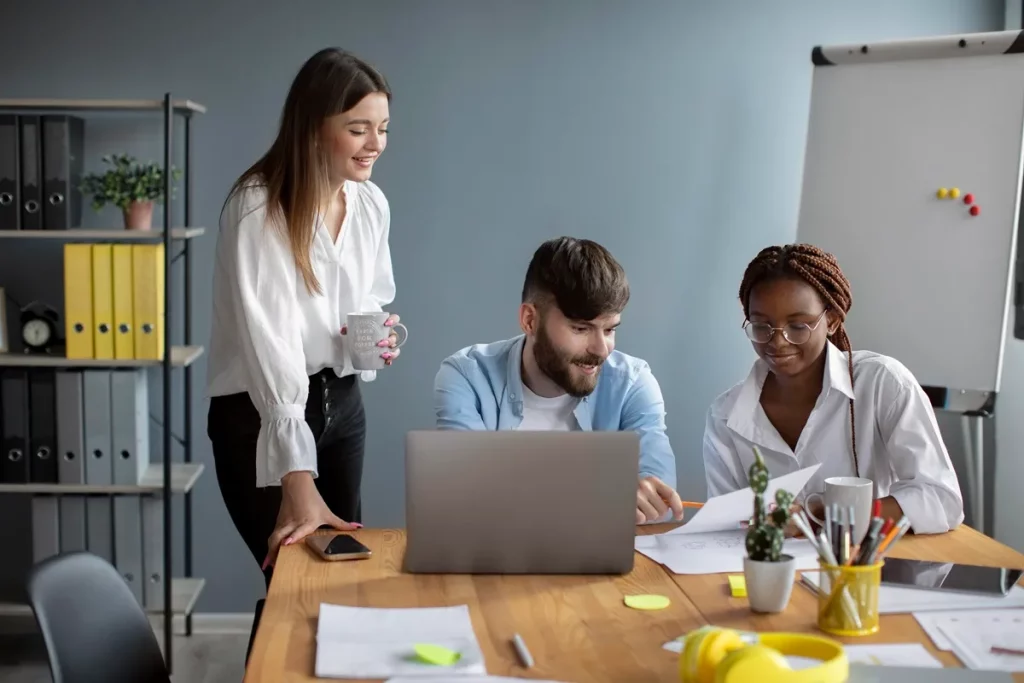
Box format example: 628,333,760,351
0,631,250,682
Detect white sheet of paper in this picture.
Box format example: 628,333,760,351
665,464,821,535
800,574,1024,614
315,603,487,679
635,529,820,574
843,644,943,668
932,609,1024,672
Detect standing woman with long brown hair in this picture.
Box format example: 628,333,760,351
206,48,404,581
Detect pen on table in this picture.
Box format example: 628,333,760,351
824,504,833,549
512,633,534,669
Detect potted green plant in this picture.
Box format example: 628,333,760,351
743,446,797,613
80,154,181,230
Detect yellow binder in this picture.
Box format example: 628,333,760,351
112,244,135,359
132,244,164,361
63,243,94,359
91,244,114,360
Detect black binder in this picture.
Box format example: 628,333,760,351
1,369,30,483
0,115,19,230
42,115,85,231
29,369,58,483
19,115,42,231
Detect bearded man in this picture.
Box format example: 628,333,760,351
433,236,682,524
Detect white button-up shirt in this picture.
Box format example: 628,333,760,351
702,342,964,534
206,179,396,488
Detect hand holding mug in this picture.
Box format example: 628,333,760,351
342,312,409,369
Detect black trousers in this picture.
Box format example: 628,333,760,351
208,369,366,588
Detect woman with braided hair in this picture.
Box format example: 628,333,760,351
702,244,964,535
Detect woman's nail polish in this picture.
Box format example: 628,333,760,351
261,555,270,570
283,537,294,546
381,353,392,360
352,523,363,529
377,340,389,347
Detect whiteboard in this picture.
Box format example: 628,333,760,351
797,30,1024,410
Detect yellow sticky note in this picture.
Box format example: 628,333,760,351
728,575,746,597
414,644,461,666
624,594,670,610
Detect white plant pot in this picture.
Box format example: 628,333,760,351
743,554,797,614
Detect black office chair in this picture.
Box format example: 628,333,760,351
26,551,171,683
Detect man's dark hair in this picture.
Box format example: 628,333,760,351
521,237,630,320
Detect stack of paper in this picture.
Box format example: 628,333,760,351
914,608,1024,672
315,603,487,679
636,464,822,574
801,573,1024,614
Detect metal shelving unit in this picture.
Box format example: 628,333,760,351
0,94,204,672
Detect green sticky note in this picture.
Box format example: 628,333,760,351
624,594,671,610
414,643,461,666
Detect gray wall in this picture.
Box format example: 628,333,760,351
0,0,1005,613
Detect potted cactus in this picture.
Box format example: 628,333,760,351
742,446,797,613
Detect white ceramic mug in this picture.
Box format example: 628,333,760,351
803,476,874,546
345,312,409,371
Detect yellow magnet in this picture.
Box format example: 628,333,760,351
949,187,960,199
624,594,671,610
936,187,948,199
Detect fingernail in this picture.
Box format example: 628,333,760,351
381,352,392,360
384,320,393,326
377,340,389,347
352,523,363,529
283,537,294,546
261,555,270,570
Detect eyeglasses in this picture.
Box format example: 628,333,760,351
743,309,827,345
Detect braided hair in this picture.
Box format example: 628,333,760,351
738,244,858,473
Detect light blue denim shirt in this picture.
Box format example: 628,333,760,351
433,335,677,488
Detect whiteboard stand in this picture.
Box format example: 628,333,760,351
797,30,1024,537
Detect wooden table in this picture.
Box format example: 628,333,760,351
245,526,1024,682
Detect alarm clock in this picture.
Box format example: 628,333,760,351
20,301,61,354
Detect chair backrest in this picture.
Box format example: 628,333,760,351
27,551,171,683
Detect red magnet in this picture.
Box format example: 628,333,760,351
963,193,974,205
970,205,981,216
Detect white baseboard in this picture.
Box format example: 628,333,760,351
0,612,255,636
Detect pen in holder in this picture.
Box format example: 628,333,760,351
816,559,883,637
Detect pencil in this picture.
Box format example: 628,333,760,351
991,645,1024,656
681,501,704,509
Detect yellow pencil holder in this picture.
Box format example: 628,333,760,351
815,560,884,637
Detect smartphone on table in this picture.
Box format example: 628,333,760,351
305,533,372,561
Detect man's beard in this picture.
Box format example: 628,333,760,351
533,324,604,398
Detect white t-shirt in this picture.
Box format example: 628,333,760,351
517,384,580,431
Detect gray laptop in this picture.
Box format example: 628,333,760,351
403,430,639,575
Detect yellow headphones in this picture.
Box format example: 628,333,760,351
679,626,849,683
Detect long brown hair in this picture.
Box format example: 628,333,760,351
227,48,391,294
738,244,859,473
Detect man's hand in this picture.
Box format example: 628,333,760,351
636,476,684,524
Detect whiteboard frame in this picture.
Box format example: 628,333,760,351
801,29,1024,416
